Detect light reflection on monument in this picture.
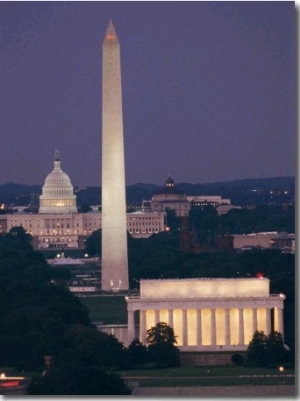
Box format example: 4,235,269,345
101,20,129,291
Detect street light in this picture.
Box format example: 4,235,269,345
278,366,285,385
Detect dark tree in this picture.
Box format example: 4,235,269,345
146,322,180,367
0,226,33,254
246,331,267,367
84,229,101,256
27,365,131,395
62,325,129,370
265,331,287,367
146,322,177,346
128,338,148,366
49,267,71,285
246,330,289,368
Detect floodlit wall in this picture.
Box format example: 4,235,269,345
140,278,269,299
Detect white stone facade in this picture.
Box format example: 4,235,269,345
2,210,166,249
127,211,166,238
5,213,82,249
126,278,285,351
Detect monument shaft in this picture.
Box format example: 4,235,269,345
101,20,129,291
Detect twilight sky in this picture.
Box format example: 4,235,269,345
0,1,296,186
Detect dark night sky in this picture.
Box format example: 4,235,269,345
0,1,296,186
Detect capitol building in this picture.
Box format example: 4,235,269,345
0,151,166,250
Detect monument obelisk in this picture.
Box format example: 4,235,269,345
101,20,129,291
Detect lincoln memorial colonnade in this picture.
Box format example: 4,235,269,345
126,278,285,351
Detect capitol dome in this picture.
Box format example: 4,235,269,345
39,150,77,214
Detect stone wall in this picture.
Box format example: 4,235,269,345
180,352,246,366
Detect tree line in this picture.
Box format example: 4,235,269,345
0,228,181,394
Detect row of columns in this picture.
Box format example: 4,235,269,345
128,306,284,347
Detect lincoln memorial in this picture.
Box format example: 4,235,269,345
126,278,285,351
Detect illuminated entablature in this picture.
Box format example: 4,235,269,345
140,278,270,299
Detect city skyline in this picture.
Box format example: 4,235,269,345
0,2,296,186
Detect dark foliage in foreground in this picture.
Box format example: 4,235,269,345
27,365,130,395
0,229,131,394
246,331,288,368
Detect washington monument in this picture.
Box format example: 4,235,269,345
101,20,129,291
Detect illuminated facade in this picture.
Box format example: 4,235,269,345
101,20,128,290
3,209,165,249
145,177,240,217
126,278,285,350
0,150,165,249
150,176,191,217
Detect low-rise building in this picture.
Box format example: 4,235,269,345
187,195,241,215
234,231,295,254
270,232,295,253
234,232,278,250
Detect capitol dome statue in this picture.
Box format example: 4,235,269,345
39,150,77,214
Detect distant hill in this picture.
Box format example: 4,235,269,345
175,177,295,205
0,182,42,196
0,177,294,207
199,176,295,189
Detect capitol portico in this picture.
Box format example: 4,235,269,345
126,278,285,350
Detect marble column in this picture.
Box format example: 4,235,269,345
211,309,216,345
238,308,244,345
266,308,271,334
182,309,188,346
225,308,230,345
140,310,146,344
168,309,174,329
154,309,159,326
127,310,135,345
196,309,202,346
252,308,257,334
